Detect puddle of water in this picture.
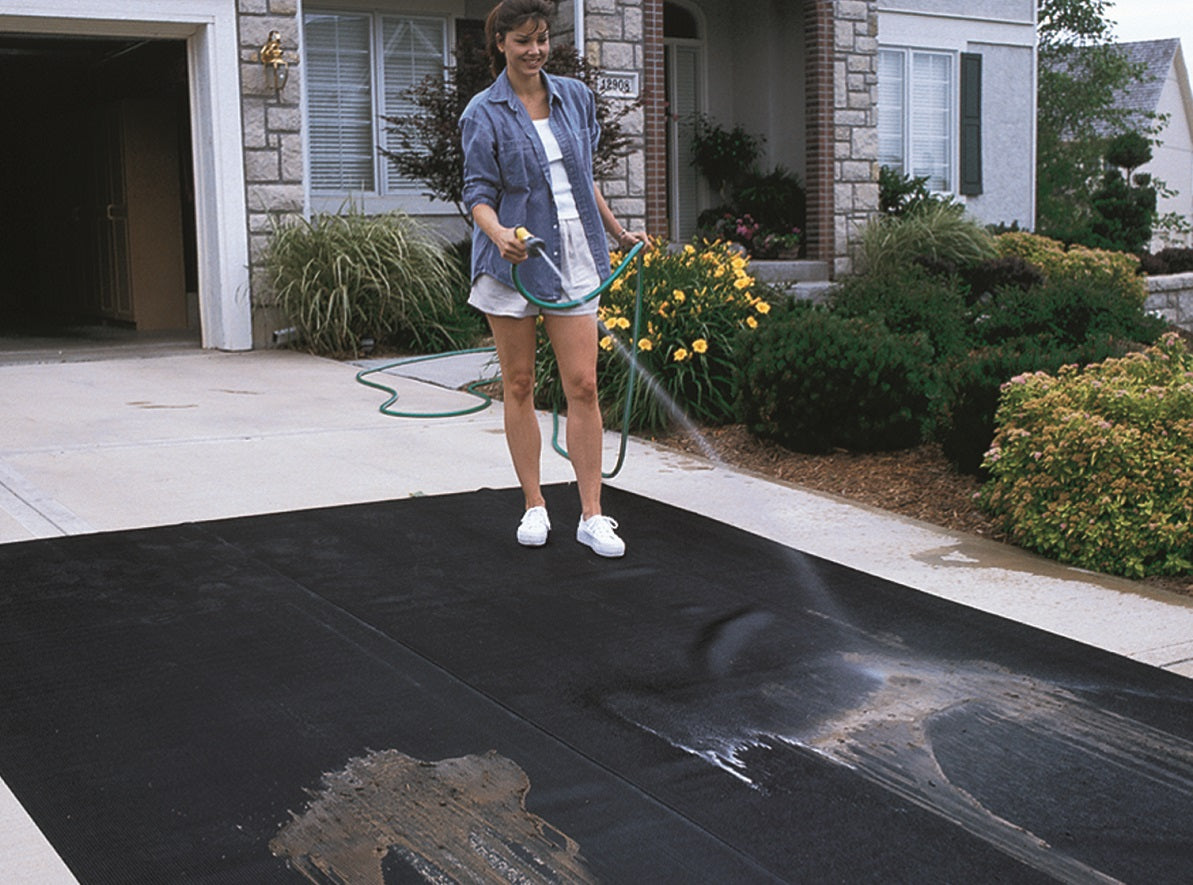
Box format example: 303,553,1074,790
271,749,598,884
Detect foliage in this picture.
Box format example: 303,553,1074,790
940,334,1138,475
1035,0,1157,240
828,263,968,367
265,209,471,356
1086,133,1157,254
959,256,1046,303
689,114,764,199
735,303,942,454
734,166,807,234
698,212,801,259
1140,247,1193,275
979,334,1193,578
878,165,955,217
382,41,637,222
534,240,773,432
994,231,1146,305
690,119,806,258
857,201,997,276
939,265,1166,474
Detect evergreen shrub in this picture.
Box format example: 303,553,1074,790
735,304,941,453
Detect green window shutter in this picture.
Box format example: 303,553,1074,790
960,52,982,196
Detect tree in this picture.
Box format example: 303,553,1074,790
1088,132,1157,253
381,36,638,224
1035,0,1156,241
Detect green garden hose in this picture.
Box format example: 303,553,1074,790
354,238,646,478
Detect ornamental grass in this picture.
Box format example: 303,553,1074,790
535,240,773,432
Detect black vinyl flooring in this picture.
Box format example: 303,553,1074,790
2,484,1192,883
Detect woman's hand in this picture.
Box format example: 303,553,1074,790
491,226,529,264
615,229,651,250
472,204,529,264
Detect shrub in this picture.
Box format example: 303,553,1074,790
265,209,470,356
878,165,956,217
960,255,1045,303
939,335,1130,475
994,231,1146,306
979,334,1193,578
1140,247,1193,276
939,273,1166,474
969,275,1167,348
857,201,997,276
535,240,773,432
735,304,941,453
828,263,968,366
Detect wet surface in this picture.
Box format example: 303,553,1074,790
271,750,596,884
2,484,1192,882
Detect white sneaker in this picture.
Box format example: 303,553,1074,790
516,506,550,547
576,514,625,558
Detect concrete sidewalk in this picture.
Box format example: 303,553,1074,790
3,347,1193,882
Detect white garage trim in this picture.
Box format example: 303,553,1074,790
0,0,252,350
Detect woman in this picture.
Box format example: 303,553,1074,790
460,0,648,557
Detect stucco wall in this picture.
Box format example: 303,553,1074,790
1147,60,1193,249
876,0,1036,229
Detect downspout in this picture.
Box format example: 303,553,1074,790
574,0,585,58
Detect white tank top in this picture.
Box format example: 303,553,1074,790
532,118,579,220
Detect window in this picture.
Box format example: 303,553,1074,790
304,10,448,195
878,48,953,192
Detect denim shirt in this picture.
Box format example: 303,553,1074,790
461,70,612,299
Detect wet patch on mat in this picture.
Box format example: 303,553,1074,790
602,605,1193,885
271,749,596,884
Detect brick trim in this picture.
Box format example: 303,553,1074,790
643,0,666,235
805,0,835,266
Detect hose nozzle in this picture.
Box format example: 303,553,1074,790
514,226,547,257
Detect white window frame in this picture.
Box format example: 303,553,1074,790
878,47,956,195
303,7,452,213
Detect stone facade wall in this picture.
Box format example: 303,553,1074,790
1146,272,1193,332
237,0,304,346
566,0,654,235
830,0,879,277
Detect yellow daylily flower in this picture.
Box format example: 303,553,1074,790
692,338,708,354
673,347,689,362
746,316,758,329
617,316,631,330
599,336,614,351
755,301,771,314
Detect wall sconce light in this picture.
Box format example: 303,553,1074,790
257,30,291,97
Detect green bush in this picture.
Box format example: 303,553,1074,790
979,334,1193,578
735,304,941,453
939,335,1129,475
857,201,997,276
959,255,1045,303
266,209,472,356
535,240,773,432
828,264,968,366
994,231,1146,305
938,273,1166,474
970,274,1167,348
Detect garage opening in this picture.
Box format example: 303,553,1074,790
0,34,198,350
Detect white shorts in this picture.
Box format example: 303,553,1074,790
468,216,602,318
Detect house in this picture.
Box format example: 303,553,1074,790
0,1,1037,351
1109,39,1193,250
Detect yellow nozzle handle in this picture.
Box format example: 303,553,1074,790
514,226,532,242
